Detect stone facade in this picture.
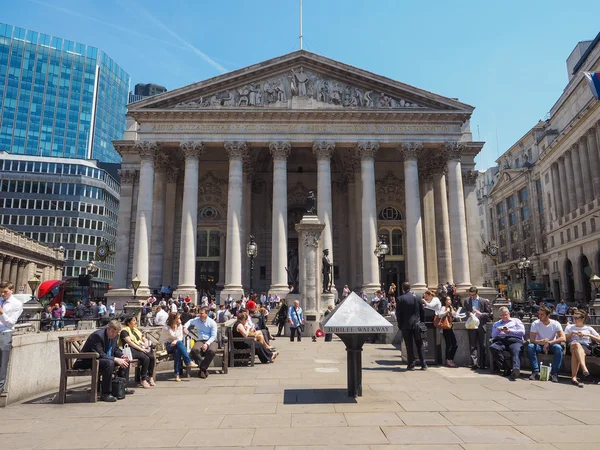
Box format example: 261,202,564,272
110,50,486,303
0,225,65,292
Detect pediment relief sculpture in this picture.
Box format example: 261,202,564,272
198,171,228,197
174,67,422,110
376,171,405,205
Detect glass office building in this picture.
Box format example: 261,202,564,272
0,23,129,163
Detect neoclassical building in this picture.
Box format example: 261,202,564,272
109,51,485,303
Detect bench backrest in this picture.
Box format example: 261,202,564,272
58,335,88,372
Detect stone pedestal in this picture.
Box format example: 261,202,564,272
321,293,335,310
295,214,325,337
105,288,136,313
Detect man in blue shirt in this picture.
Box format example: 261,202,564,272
183,306,218,379
287,300,304,342
490,306,526,380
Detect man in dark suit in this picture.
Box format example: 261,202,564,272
396,282,427,370
463,286,492,370
73,320,133,402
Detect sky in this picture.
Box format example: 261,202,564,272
2,0,600,170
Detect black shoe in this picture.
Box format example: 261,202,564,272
199,369,208,379
550,373,559,383
421,365,428,371
471,365,479,371
502,369,512,377
124,388,135,395
406,364,416,371
529,372,540,381
101,394,117,402
509,369,520,381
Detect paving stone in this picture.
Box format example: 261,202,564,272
397,400,448,411
495,399,564,411
177,428,255,447
343,412,404,426
395,411,452,426
381,426,463,444
440,411,514,426
515,425,600,443
291,412,348,427
449,425,534,444
559,409,600,424
498,411,583,426
253,426,388,446
220,413,291,428
435,399,509,411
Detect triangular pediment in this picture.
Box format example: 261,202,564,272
128,51,473,114
488,169,528,197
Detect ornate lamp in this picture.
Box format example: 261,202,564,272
246,235,258,294
374,235,389,294
590,274,600,299
27,275,41,300
131,275,141,298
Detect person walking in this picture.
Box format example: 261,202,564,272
464,286,492,370
396,282,427,370
275,299,288,337
0,282,23,394
287,300,304,342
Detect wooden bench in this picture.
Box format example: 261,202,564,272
227,325,256,367
58,335,99,404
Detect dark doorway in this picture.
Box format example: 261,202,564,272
565,259,575,302
580,255,592,303
553,279,561,301
196,261,219,297
384,261,405,292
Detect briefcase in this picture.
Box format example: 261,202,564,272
111,377,127,400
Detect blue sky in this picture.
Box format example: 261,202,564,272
3,0,600,169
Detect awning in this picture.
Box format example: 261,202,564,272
38,280,65,299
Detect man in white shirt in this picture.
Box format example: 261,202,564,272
0,281,24,394
183,307,218,379
153,305,168,326
527,305,565,382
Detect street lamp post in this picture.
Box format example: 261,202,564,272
27,275,41,301
374,234,389,295
589,274,600,324
517,255,532,319
246,235,258,295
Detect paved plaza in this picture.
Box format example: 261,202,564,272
2,332,600,449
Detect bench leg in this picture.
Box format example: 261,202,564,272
90,363,98,403
58,375,67,404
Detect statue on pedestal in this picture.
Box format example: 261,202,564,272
305,190,316,214
322,249,332,293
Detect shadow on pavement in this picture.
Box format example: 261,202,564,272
283,388,357,404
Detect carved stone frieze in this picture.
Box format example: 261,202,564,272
444,142,465,161
134,141,159,160
179,141,204,160
172,66,422,110
288,181,310,206
356,141,379,160
269,141,291,161
224,141,248,159
118,169,137,185
154,152,171,172
166,167,179,183
312,141,336,160
399,142,423,161
462,170,479,186
197,171,228,213
376,172,405,207
302,231,321,249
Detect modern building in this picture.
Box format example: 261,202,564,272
0,224,65,294
0,152,120,285
107,50,488,308
0,23,129,163
483,33,600,304
128,83,167,104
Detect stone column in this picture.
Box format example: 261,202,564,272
445,143,471,289
313,141,336,295
570,144,585,210
550,163,563,219
563,150,577,213
586,126,600,199
222,141,247,297
113,169,136,289
162,168,179,287
399,143,427,290
1,256,11,281
217,231,226,292
176,141,203,304
432,164,453,285
578,138,594,206
16,260,26,290
354,170,363,289
149,154,168,288
463,170,484,287
357,141,380,295
9,258,18,285
131,141,158,295
557,156,570,215
346,165,358,290
55,266,62,280
421,173,438,288
269,141,291,298
241,154,254,290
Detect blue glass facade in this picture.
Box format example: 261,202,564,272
0,23,129,163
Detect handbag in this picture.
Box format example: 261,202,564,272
434,314,452,330
122,344,133,361
111,376,127,400
591,343,600,357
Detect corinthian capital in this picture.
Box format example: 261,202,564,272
118,169,137,185
312,141,335,160
399,142,423,161
462,169,479,186
179,141,204,160
224,141,248,159
356,141,379,160
444,142,466,161
134,141,159,160
269,141,291,161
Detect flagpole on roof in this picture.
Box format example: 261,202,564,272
299,0,303,50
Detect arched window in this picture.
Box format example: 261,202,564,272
391,229,403,256
197,229,220,258
378,206,402,221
